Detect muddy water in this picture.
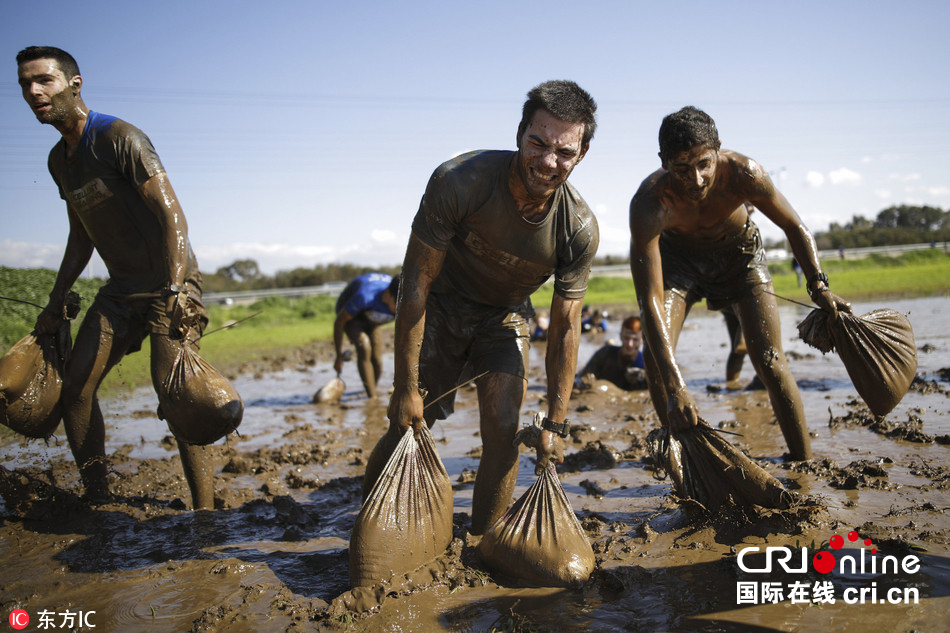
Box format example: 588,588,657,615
1,296,949,632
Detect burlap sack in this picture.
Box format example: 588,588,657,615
477,463,595,587
0,293,79,438
152,335,243,445
647,421,792,513
349,425,454,588
797,308,917,417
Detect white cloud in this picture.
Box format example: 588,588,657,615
829,168,862,185
887,173,921,182
873,189,892,200
804,171,826,188
925,186,950,197
860,155,873,164
370,229,397,243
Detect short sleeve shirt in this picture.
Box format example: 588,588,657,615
411,150,599,308
47,111,200,296
338,273,395,324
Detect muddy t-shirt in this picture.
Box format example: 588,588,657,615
47,111,199,297
411,150,599,308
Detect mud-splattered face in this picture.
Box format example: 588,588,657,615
515,108,587,202
620,327,642,361
18,58,79,125
665,145,718,201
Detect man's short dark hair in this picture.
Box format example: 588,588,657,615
387,275,400,300
16,46,81,79
658,106,721,161
517,80,597,148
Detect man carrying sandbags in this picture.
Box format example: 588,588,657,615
365,80,600,535
629,106,852,461
16,47,218,509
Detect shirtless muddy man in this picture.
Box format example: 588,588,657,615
629,106,851,461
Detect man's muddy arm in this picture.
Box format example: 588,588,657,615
387,233,445,433
629,196,698,429
540,293,584,463
753,184,851,315
37,205,94,333
139,172,189,289
333,310,353,374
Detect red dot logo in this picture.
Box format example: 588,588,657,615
829,534,844,550
813,551,836,574
848,530,859,542
9,610,29,630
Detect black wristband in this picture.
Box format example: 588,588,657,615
806,272,829,298
541,417,570,438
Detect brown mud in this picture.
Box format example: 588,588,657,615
2,296,949,632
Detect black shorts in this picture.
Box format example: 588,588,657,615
419,291,531,420
659,219,772,311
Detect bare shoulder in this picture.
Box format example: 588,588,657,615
720,149,773,197
630,168,668,218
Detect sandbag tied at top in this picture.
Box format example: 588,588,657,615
152,334,243,446
0,292,80,439
647,420,793,514
797,308,917,417
477,463,596,588
349,424,454,588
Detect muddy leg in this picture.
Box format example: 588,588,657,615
470,372,525,535
353,330,378,398
179,442,215,509
361,424,404,500
722,308,747,382
735,288,811,460
61,311,126,502
369,325,384,395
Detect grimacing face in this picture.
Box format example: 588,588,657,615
516,108,587,201
18,58,79,125
620,327,642,360
665,145,718,201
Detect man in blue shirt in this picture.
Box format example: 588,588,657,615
333,273,399,398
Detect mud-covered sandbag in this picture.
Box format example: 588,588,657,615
797,308,917,417
152,335,243,445
477,463,595,587
313,376,345,403
647,420,792,513
349,425,454,588
0,293,80,438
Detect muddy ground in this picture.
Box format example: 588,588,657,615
1,296,949,632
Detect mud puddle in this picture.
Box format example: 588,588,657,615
2,296,949,632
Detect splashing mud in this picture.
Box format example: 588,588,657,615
2,297,949,631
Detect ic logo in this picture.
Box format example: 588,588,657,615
9,609,29,630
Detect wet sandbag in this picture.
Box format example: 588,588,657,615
349,425,454,588
152,335,243,445
313,376,345,403
797,308,917,417
477,463,595,587
647,420,792,513
0,293,80,438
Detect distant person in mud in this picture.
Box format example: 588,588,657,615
333,272,399,398
366,80,599,534
629,105,852,461
576,315,647,391
16,47,215,508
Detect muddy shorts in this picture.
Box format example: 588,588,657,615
78,280,209,356
659,219,772,311
419,291,532,421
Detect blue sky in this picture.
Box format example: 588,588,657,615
3,0,948,276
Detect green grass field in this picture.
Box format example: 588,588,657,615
2,248,948,396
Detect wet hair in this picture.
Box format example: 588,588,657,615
621,315,642,333
517,80,597,148
387,275,400,300
658,106,721,161
16,46,81,80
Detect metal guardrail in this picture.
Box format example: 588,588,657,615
203,242,943,304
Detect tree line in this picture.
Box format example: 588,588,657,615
203,204,948,292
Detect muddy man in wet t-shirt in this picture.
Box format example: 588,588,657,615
629,106,852,461
16,46,214,509
365,80,600,535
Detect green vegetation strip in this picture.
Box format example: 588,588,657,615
1,249,948,394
